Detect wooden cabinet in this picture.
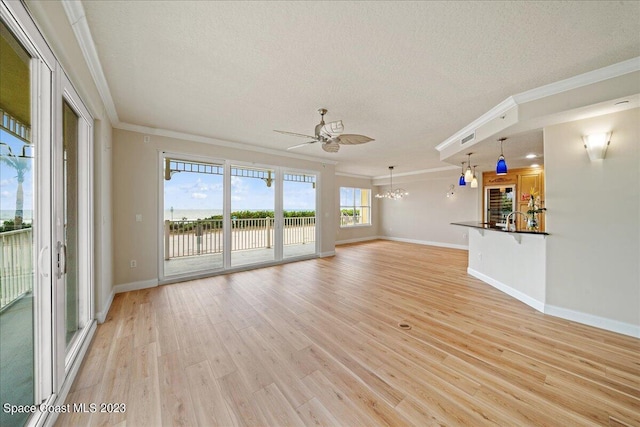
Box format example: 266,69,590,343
517,168,544,231
483,167,544,231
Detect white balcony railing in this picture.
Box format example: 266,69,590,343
0,228,33,311
164,216,316,260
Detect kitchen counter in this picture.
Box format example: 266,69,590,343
452,221,548,236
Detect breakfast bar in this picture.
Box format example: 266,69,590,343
453,222,548,312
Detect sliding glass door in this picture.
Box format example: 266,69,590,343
162,156,225,277
0,18,36,427
283,171,316,259
230,165,276,267
1,4,95,425
55,82,94,373
161,159,318,279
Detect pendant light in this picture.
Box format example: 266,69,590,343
470,165,478,188
464,153,473,183
375,166,408,200
496,138,508,175
458,162,466,186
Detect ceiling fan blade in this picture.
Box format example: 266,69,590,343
287,140,317,150
336,134,374,145
322,140,340,153
320,120,344,137
274,130,317,139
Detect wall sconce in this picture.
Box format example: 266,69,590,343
446,184,455,198
582,132,611,161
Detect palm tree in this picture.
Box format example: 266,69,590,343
0,143,31,229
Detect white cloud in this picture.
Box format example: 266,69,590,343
1,190,10,198
191,192,207,199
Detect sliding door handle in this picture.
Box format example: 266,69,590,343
38,245,49,278
56,241,67,279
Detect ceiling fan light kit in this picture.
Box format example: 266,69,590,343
275,108,374,153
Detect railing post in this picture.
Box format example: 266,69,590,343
302,217,307,244
164,220,170,260
266,217,271,249
196,222,203,255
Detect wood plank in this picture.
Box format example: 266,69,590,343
59,241,640,427
185,360,237,426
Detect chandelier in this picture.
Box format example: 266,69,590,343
375,166,408,200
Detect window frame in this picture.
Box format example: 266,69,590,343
339,186,372,228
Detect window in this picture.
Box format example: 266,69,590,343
340,187,371,227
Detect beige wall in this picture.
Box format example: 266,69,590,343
112,128,336,286
335,175,380,243
26,0,114,318
376,170,480,249
544,108,639,330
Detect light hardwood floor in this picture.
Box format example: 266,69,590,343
58,240,640,426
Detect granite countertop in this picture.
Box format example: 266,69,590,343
451,221,549,235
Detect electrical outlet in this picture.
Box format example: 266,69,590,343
462,233,468,239
130,260,137,268
143,135,150,143
136,214,142,222
477,253,482,261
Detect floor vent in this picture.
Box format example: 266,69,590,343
398,322,412,330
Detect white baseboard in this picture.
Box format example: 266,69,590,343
468,267,545,312
319,250,336,258
468,267,639,338
544,304,640,339
380,236,468,251
113,278,158,294
96,289,115,323
335,236,379,245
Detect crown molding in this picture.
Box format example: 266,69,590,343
436,56,640,153
115,122,338,165
513,56,640,104
372,165,458,180
62,0,119,125
335,172,373,179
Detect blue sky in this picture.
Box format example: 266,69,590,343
164,169,316,211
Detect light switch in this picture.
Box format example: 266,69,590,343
135,214,142,222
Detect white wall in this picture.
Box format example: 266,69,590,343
376,170,480,249
468,229,547,311
544,108,639,333
112,128,336,287
25,0,114,320
335,174,380,244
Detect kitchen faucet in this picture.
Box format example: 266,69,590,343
505,211,529,231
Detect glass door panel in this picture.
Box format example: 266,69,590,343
485,185,515,227
163,157,224,277
56,73,93,380
283,172,316,259
230,165,275,267
62,101,81,347
0,19,34,427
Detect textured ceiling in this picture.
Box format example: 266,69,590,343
81,1,640,177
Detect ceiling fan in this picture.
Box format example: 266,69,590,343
274,108,374,153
